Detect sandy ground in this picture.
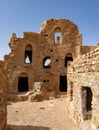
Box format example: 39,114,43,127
7,98,80,130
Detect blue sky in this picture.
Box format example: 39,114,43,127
0,0,99,60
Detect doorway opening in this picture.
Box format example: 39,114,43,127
59,76,67,92
65,53,73,67
86,87,92,111
81,87,92,119
18,74,28,92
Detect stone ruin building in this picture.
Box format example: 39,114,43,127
5,19,83,101
5,19,82,100
0,18,99,130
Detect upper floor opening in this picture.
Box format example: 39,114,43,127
54,28,62,44
25,44,32,64
65,53,73,67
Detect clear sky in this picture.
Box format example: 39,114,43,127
0,0,99,60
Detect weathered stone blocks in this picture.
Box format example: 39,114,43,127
0,61,7,130
67,45,99,130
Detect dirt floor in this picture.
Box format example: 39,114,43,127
7,98,80,130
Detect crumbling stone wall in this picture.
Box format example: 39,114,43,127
67,44,99,130
5,19,82,100
0,61,7,130
81,45,93,55
3,18,99,129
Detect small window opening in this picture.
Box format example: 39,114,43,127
25,45,32,64
59,76,67,92
43,80,49,83
43,80,46,83
45,35,48,39
54,32,62,44
47,80,49,82
54,28,62,44
56,59,58,62
43,57,51,68
65,53,73,67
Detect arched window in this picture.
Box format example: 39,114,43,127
43,57,51,68
25,45,32,64
18,73,28,92
54,28,62,44
65,53,73,67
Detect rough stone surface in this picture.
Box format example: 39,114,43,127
0,61,7,130
67,44,99,130
29,82,45,102
2,18,99,130
5,19,83,100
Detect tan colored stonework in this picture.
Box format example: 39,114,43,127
67,44,99,130
4,18,99,130
0,61,7,130
5,19,83,100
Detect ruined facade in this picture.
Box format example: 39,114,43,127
5,19,83,100
0,61,7,130
4,18,99,130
